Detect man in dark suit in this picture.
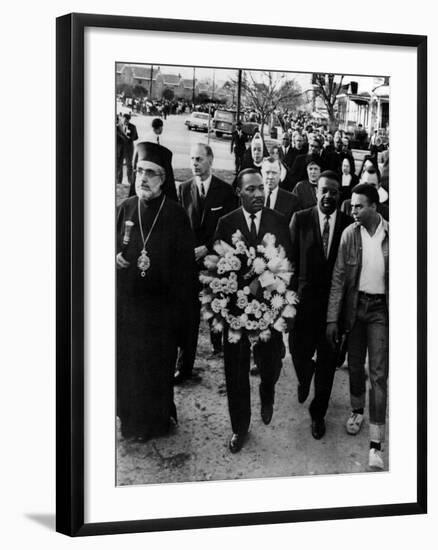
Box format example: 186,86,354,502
214,169,292,453
176,143,237,384
261,156,298,223
117,113,138,185
280,133,297,170
288,170,352,439
230,121,247,175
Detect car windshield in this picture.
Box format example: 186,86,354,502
193,113,209,119
215,111,235,122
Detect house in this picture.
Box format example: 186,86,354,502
157,73,182,100
117,64,161,98
336,79,389,137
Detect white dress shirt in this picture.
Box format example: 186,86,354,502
359,216,386,294
264,186,279,209
317,208,337,256
195,174,212,198
242,208,262,234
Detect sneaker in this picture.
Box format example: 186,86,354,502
346,412,364,435
369,448,384,470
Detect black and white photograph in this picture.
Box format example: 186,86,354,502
115,62,391,486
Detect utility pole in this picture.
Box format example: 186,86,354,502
237,69,242,122
192,67,196,106
149,65,153,99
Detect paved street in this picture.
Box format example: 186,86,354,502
128,112,235,171
121,112,378,183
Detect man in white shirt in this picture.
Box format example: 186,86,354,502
288,171,352,440
327,183,389,470
261,157,297,223
176,143,237,384
214,169,292,453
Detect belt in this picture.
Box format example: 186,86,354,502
358,291,385,300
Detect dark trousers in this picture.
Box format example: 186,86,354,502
289,317,337,420
234,151,245,175
223,330,283,435
176,298,222,376
117,143,134,185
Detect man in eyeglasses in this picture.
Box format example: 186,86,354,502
116,142,196,443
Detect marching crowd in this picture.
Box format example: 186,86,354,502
116,113,389,472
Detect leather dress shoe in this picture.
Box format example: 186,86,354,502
261,402,273,425
229,433,246,453
311,418,326,440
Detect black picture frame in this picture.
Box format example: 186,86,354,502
56,12,427,537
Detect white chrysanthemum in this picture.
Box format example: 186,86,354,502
228,280,238,293
254,310,262,319
250,300,261,313
243,286,250,295
211,298,222,313
264,246,277,261
256,245,265,253
237,296,248,309
263,290,272,300
229,257,242,271
230,317,242,331
253,257,266,275
267,257,283,273
240,313,248,324
271,294,285,310
248,247,256,259
258,319,269,331
210,279,222,293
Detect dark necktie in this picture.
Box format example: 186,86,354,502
249,214,258,245
266,191,272,209
322,215,330,258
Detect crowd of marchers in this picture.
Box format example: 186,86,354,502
116,111,389,472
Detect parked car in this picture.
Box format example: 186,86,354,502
184,111,211,132
212,109,259,138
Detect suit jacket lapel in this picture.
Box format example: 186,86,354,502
237,208,252,244
328,210,343,263
312,207,325,259
201,176,218,225
189,179,201,227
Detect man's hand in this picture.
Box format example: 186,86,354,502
116,252,130,269
194,245,208,262
326,322,339,350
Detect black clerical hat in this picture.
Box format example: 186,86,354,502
135,141,166,171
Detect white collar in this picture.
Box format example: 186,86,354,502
195,174,212,195
264,185,279,207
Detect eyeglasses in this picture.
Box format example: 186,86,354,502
135,167,163,179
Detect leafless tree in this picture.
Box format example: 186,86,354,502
311,73,345,131
236,71,303,136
